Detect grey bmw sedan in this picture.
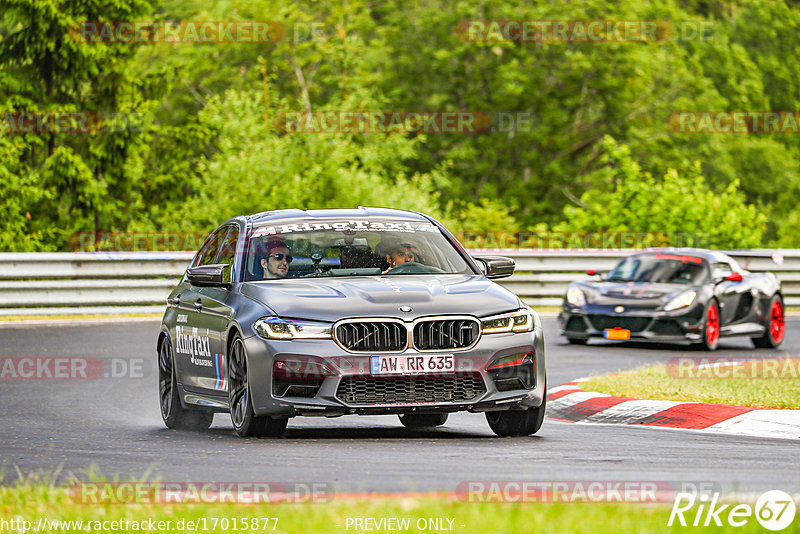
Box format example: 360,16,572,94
158,207,546,437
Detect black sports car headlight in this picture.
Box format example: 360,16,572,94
481,309,535,334
566,286,587,307
663,290,697,311
254,317,333,340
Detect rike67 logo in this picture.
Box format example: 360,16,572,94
669,490,797,530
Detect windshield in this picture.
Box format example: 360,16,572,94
606,254,710,285
243,218,474,281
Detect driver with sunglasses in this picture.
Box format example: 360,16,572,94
260,238,293,279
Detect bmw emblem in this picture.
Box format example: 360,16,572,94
614,306,625,313
399,306,413,313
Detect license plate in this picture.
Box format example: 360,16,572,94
604,328,631,340
370,354,454,375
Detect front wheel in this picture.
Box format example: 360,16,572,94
399,413,448,428
486,391,546,437
752,295,785,348
699,300,720,351
228,335,288,438
159,336,213,430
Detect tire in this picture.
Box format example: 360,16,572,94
228,334,288,438
486,389,546,437
699,299,720,351
567,337,588,345
398,413,448,428
752,295,785,348
158,335,214,431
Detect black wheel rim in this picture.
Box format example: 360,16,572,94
228,339,248,428
158,340,174,419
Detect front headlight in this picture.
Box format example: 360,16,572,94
254,317,333,340
481,309,535,334
566,286,586,307
663,290,697,311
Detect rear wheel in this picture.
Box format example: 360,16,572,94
752,295,785,348
228,334,288,438
699,300,720,351
158,336,213,430
486,389,546,437
566,337,588,345
398,413,448,428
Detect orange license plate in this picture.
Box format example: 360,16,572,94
603,328,631,340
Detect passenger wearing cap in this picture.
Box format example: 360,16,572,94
260,239,292,279
379,238,421,273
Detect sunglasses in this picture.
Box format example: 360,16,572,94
268,253,293,263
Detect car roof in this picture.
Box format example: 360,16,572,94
245,207,432,225
628,248,732,263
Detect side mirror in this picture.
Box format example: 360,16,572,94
187,264,231,288
725,272,743,282
586,269,596,276
472,256,515,279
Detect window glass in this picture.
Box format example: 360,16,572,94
712,262,733,279
244,218,473,281
606,255,709,285
217,227,239,282
197,227,227,266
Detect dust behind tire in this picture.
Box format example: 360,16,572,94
228,334,288,438
159,336,213,431
399,413,448,428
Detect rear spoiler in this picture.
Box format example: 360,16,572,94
724,250,784,269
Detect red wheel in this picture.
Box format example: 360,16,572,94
770,299,785,344
753,296,785,348
701,300,720,351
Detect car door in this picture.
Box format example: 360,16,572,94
175,226,226,394
712,260,744,325
194,224,240,395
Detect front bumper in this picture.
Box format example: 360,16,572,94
242,324,546,418
559,302,706,344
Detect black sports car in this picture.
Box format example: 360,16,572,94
158,208,546,437
558,249,785,350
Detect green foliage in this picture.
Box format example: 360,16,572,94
559,136,766,249
2,0,800,250
157,89,447,231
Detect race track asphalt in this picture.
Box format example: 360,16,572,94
0,316,798,494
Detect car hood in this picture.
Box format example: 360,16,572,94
240,275,522,322
579,281,697,307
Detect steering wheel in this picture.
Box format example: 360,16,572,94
386,262,445,274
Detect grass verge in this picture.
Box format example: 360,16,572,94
0,483,792,534
580,360,800,409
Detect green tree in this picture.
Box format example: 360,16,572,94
559,136,766,249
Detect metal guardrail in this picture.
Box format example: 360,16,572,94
0,250,798,315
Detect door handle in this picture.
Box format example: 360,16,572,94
194,299,203,312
